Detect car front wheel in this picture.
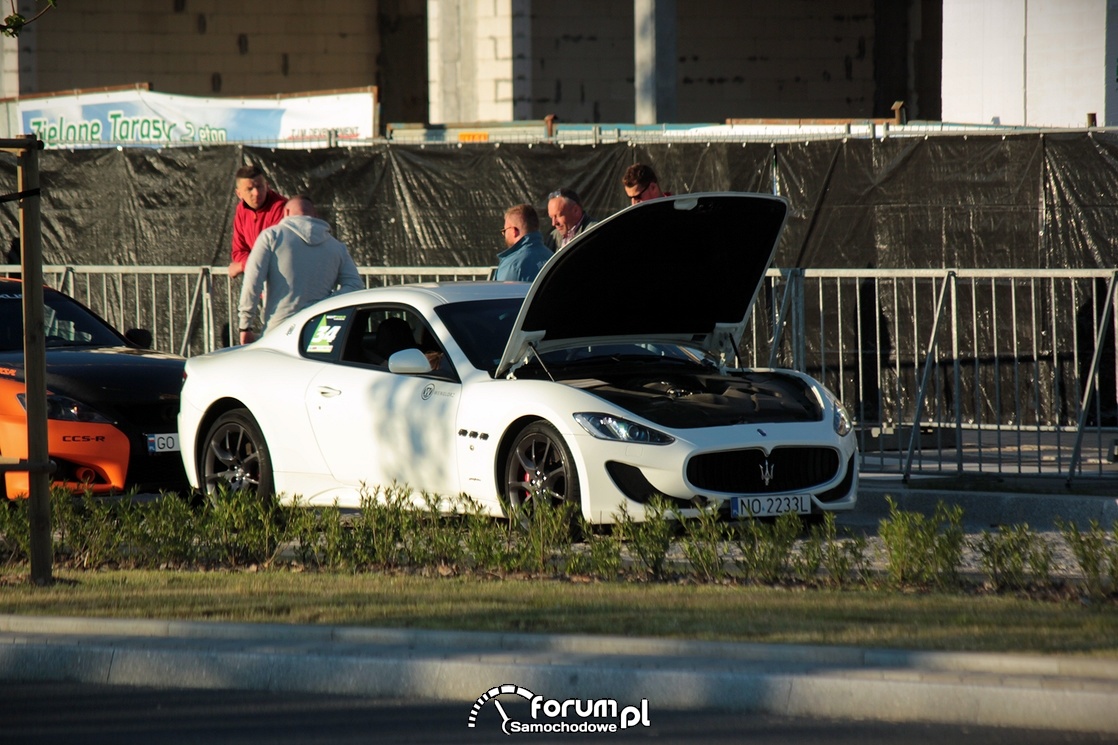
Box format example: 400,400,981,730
201,409,274,500
503,420,580,515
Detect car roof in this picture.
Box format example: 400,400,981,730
258,280,530,342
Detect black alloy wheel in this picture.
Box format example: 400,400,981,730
201,408,274,500
503,420,580,516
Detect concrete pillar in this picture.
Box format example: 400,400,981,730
634,0,676,124
1106,3,1118,127
428,0,526,125
15,0,36,95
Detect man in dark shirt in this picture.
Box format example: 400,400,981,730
622,163,671,204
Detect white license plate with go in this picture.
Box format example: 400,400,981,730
146,433,180,454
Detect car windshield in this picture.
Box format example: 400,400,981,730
435,298,524,374
538,342,718,370
0,289,126,352
435,297,721,377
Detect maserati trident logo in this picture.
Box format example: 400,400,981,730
759,458,775,486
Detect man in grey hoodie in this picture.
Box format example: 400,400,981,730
237,194,362,344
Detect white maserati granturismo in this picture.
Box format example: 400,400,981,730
178,193,857,523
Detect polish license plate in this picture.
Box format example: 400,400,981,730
730,494,811,518
146,433,180,454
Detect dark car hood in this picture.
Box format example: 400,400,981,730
0,346,185,405
496,193,788,377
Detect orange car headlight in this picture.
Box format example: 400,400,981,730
17,393,114,424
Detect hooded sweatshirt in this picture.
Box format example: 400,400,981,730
238,214,362,333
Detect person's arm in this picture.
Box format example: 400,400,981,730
236,237,271,342
334,248,364,294
230,211,252,279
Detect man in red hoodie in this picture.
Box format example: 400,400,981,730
229,165,286,278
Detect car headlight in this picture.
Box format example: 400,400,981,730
832,400,853,437
17,393,114,424
573,413,675,445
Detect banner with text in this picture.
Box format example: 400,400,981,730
4,87,377,148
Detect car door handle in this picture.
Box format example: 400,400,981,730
317,386,342,398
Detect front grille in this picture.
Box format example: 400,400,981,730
126,449,189,494
112,400,180,430
817,454,857,503
686,446,840,493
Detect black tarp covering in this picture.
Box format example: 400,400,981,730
1,134,1116,426
1,133,1115,270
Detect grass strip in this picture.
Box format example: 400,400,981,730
2,568,1116,657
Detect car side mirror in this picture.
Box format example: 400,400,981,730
125,328,153,349
387,347,433,374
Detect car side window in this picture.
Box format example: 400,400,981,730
333,305,457,380
299,309,352,362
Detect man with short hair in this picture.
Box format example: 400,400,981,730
546,187,597,250
622,163,671,204
495,204,552,282
230,165,286,279
237,195,362,344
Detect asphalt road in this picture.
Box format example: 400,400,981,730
1,683,1111,745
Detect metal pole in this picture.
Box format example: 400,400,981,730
17,136,51,584
1067,272,1118,485
903,271,956,483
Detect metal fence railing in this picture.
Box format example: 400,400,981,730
11,264,1118,484
745,268,1118,484
14,265,492,358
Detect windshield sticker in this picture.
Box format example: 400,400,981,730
307,313,346,354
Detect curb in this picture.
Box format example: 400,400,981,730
1,614,1117,734
855,478,1118,528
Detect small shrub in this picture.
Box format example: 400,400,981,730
57,491,127,568
930,502,966,589
283,498,324,568
200,487,285,567
680,507,729,582
129,493,201,567
317,502,354,570
877,497,963,589
792,522,824,584
1058,519,1113,600
405,492,468,572
510,493,577,575
573,518,625,580
464,512,516,574
733,512,801,584
0,498,31,564
814,512,869,587
350,485,409,568
974,523,1052,592
621,496,676,580
1107,523,1118,590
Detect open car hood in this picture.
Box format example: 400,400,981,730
496,192,789,378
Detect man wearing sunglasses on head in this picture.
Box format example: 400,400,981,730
545,187,597,251
622,163,672,204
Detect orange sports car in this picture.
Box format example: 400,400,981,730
0,278,187,498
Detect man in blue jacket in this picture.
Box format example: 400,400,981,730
495,203,552,282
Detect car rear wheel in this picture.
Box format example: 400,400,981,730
503,420,580,517
201,409,274,500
